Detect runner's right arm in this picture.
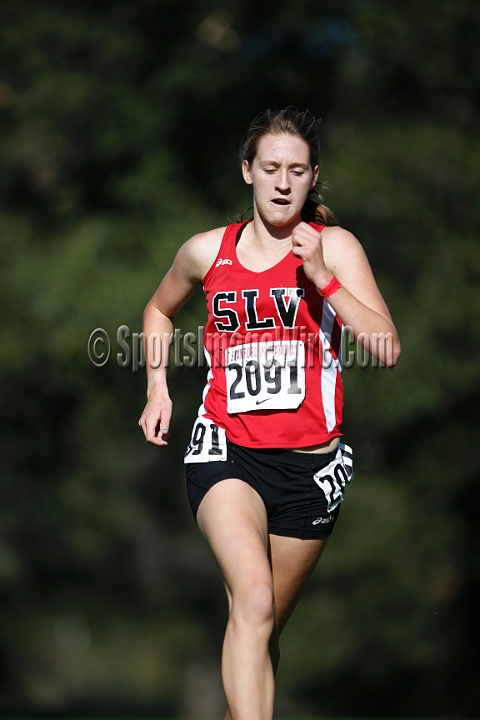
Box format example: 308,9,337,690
138,228,224,445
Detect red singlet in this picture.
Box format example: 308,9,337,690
198,221,343,448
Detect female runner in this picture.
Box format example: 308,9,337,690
139,108,401,720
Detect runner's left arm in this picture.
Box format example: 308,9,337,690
292,223,401,366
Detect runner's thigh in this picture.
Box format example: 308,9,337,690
269,533,327,633
197,478,272,598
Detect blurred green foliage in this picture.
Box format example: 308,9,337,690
0,0,479,716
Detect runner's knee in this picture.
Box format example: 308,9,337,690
231,580,275,628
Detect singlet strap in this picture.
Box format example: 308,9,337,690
202,222,249,286
309,221,326,233
235,221,249,245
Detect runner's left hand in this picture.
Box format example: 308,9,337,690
292,222,332,289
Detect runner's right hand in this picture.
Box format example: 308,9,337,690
138,392,172,446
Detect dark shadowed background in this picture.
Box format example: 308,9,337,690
0,0,479,717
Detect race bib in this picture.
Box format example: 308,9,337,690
184,417,227,463
225,340,305,414
313,443,354,512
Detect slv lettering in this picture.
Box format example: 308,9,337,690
212,287,306,332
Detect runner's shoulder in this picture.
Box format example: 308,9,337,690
176,226,227,281
320,224,361,246
320,225,366,259
320,225,373,278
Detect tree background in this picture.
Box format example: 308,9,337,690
0,0,479,716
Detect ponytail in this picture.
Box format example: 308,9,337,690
301,182,338,226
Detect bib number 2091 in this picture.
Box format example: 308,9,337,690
225,340,305,414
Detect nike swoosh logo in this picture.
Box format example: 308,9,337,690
256,397,273,405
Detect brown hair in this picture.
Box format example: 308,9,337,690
239,107,338,226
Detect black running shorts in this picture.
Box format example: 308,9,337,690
185,439,353,540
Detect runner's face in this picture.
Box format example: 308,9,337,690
242,133,318,227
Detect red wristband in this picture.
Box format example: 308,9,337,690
318,276,342,298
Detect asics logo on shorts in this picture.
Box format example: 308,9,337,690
312,516,333,525
215,258,233,267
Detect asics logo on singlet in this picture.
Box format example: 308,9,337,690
312,516,333,525
215,258,233,267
